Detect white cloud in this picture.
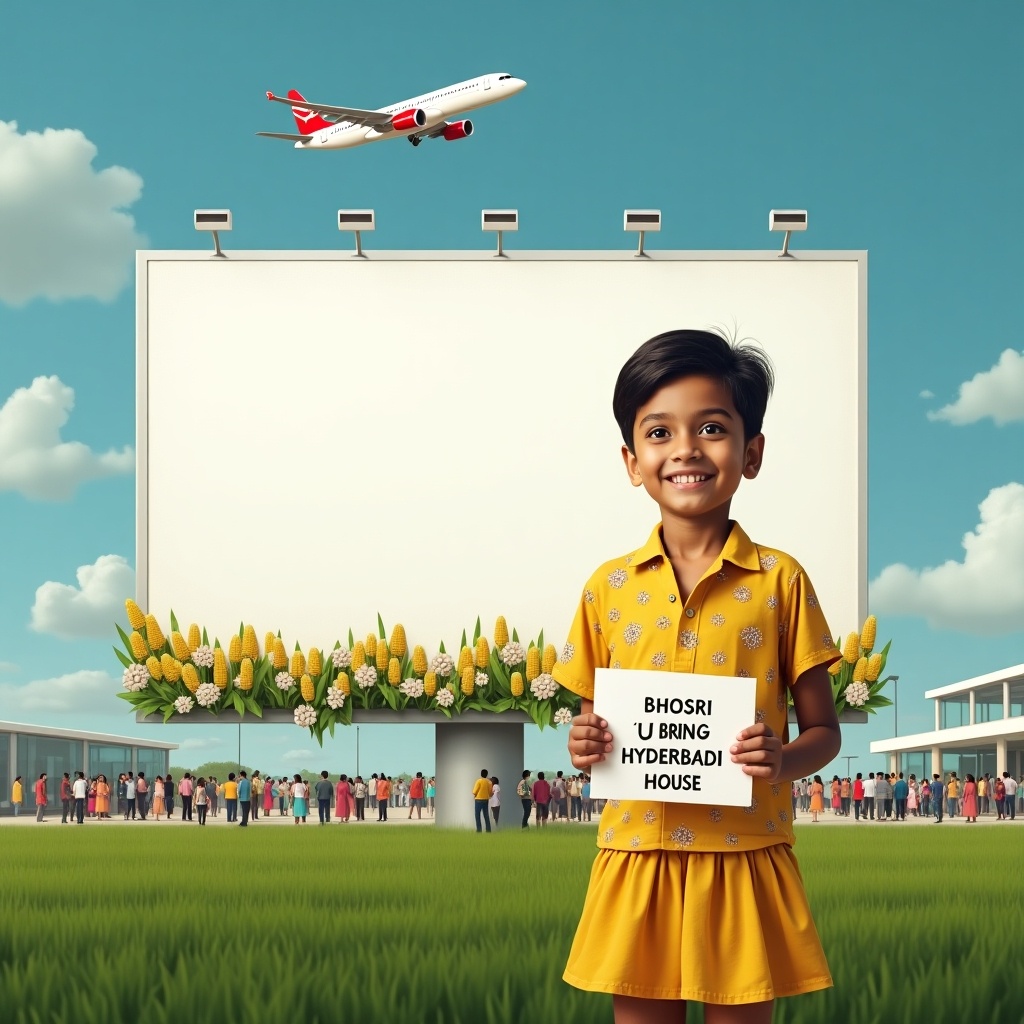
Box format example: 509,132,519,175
0,669,116,714
0,120,145,306
919,389,934,399
31,554,134,639
0,376,134,500
281,748,318,763
178,738,224,752
927,349,1024,426
870,482,1024,634
0,661,17,673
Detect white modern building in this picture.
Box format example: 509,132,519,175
870,664,1024,780
1,721,178,816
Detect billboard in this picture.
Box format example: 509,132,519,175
137,251,866,657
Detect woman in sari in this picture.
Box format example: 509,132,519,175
152,775,166,820
95,775,111,819
335,774,354,822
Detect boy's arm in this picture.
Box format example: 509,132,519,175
730,665,841,781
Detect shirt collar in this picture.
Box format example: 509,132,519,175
632,520,762,573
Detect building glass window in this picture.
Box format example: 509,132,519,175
1008,682,1024,718
940,699,968,729
15,734,82,809
941,747,996,781
0,731,10,812
974,685,1004,723
89,745,132,787
900,751,927,780
136,747,168,784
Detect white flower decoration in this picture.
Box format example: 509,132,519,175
669,825,695,847
434,687,455,708
553,707,573,726
733,586,752,603
500,641,525,666
679,631,698,650
122,664,150,692
400,677,425,698
354,664,377,689
326,686,346,709
656,616,671,630
759,555,778,570
331,647,352,669
275,671,295,691
637,591,650,605
651,652,667,667
739,625,763,650
844,681,869,707
608,569,628,589
195,682,220,707
430,653,454,677
475,672,488,688
173,696,193,715
530,674,558,700
560,642,575,664
710,613,725,627
192,644,214,668
294,704,317,727
622,623,642,646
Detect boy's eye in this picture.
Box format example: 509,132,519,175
699,423,725,435
647,427,670,439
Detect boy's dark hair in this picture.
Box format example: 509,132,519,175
613,329,775,451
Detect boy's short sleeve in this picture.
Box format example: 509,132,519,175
780,566,841,687
551,578,610,702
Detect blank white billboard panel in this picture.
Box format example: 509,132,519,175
138,253,865,656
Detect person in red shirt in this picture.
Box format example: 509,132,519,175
532,772,551,827
407,771,425,819
853,773,865,820
59,773,72,824
34,773,48,822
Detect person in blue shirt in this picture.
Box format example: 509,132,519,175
929,774,945,822
238,771,252,827
581,775,592,822
893,773,909,821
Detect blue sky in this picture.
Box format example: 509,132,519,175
0,1,1021,777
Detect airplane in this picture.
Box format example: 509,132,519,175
257,73,527,151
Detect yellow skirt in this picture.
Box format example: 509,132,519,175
563,844,832,1005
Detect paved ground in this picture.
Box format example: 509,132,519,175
3,806,1022,828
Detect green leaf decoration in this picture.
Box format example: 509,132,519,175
377,613,386,640
113,647,132,669
169,610,180,633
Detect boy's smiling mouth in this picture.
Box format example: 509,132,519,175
665,472,714,488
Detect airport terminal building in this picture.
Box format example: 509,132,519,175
0,721,177,816
870,664,1024,780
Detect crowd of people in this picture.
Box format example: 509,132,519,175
794,770,1023,822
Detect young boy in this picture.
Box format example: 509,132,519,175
556,329,842,1023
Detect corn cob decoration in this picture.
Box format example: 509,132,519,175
542,644,557,674
238,658,254,691
389,624,408,660
474,636,490,669
290,648,306,678
866,653,882,682
228,634,243,664
213,647,228,689
129,631,148,661
170,631,190,662
461,664,475,696
511,671,524,697
860,616,877,653
125,599,146,631
300,673,315,702
424,671,437,697
242,625,259,661
160,655,182,683
365,633,377,660
828,660,842,676
182,664,200,693
272,638,288,670
187,624,201,653
842,633,860,665
264,631,276,657
388,657,401,685
144,614,165,652
526,646,540,682
412,645,428,676
375,640,390,672
146,655,163,681
337,671,351,696
853,657,868,683
308,648,323,676
457,646,473,673
494,616,509,649
351,642,367,671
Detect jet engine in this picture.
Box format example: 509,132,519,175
391,108,427,131
442,120,474,141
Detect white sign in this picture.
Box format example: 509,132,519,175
590,669,756,806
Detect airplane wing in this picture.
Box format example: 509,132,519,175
266,91,394,128
255,131,311,142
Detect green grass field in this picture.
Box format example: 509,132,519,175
0,826,1020,1024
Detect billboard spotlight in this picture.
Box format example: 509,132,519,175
193,210,232,258
769,209,807,258
623,210,661,258
338,210,375,258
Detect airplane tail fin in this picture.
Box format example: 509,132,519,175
288,90,332,135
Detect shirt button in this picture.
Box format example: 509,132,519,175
685,608,695,618
668,595,677,603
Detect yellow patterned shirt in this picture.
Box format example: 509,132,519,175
551,520,840,853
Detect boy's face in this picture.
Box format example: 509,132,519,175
622,375,763,524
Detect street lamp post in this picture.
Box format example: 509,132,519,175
842,755,858,778
356,726,360,779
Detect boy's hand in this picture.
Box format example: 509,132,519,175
730,723,783,781
568,712,614,769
